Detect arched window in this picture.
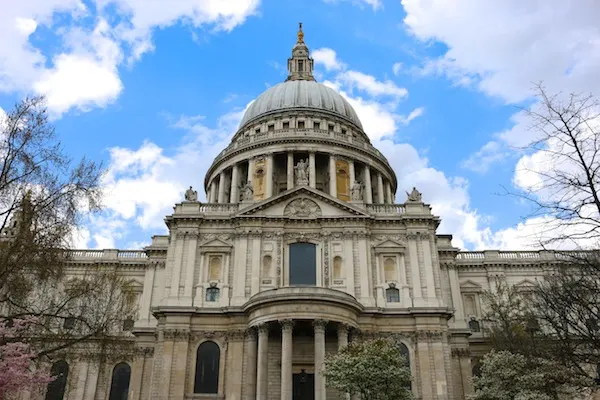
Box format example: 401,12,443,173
469,318,481,333
45,360,69,400
386,287,400,303
289,243,316,286
194,341,220,394
384,257,397,281
333,256,343,279
262,255,272,277
206,287,220,302
108,363,131,400
208,256,222,281
398,343,411,390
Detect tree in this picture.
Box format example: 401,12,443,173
512,83,600,245
0,318,53,398
323,338,414,400
470,350,586,400
0,96,136,364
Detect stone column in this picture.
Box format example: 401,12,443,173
230,163,240,203
385,181,393,204
363,166,373,204
348,160,355,186
248,158,255,183
329,154,337,197
309,152,316,188
314,320,327,400
377,173,385,203
245,328,258,400
256,324,269,400
337,324,349,349
280,320,294,400
209,180,217,202
217,170,227,203
266,153,274,198
287,152,294,190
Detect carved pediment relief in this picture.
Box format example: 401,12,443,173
373,238,406,254
514,279,536,290
235,186,371,219
199,237,233,252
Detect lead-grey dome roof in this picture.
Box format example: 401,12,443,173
239,80,363,129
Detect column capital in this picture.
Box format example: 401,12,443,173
313,319,328,332
244,327,257,341
337,323,350,334
280,319,295,332
256,323,269,335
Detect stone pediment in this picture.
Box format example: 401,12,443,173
199,237,233,251
373,238,406,254
514,279,536,289
235,186,371,219
459,279,483,292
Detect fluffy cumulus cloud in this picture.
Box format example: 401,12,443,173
81,107,245,248
401,0,600,249
0,0,260,117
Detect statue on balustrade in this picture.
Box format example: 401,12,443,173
241,181,254,201
184,186,198,202
406,187,422,202
294,159,309,186
351,181,362,201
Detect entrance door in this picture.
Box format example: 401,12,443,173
292,371,315,400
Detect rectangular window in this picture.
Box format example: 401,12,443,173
283,121,290,129
342,128,347,135
297,121,305,129
289,243,316,286
298,60,304,72
268,124,274,132
328,124,334,132
313,120,320,129
255,128,260,134
386,288,400,302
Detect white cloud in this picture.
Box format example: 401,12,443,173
313,48,346,71
392,62,403,76
338,70,408,99
0,0,260,116
461,140,511,174
323,0,382,11
398,107,424,125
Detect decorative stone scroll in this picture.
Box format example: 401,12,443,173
284,198,321,218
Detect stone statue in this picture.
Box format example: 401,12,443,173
184,186,198,202
294,158,309,186
241,181,254,201
406,187,422,202
351,181,362,201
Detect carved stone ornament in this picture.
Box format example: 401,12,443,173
451,347,471,358
351,181,362,201
294,158,309,186
184,185,198,202
406,187,422,202
284,198,321,218
240,181,254,201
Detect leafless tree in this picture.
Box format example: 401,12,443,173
0,96,136,361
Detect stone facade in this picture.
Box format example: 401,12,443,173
19,26,589,400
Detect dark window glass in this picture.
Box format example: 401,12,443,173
472,363,482,377
297,121,305,129
45,361,69,400
298,60,304,72
328,124,334,132
63,317,75,330
469,319,481,332
289,243,316,286
206,287,220,302
122,318,134,331
268,124,274,132
398,343,411,390
386,288,400,303
108,363,131,400
255,128,260,134
313,121,320,129
283,122,290,129
194,341,220,393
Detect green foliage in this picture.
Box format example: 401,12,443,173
323,338,414,400
470,350,588,400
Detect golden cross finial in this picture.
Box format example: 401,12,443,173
297,22,304,43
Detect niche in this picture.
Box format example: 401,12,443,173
208,256,222,281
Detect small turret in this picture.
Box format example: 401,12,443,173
286,22,315,82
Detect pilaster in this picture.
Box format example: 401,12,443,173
309,152,316,188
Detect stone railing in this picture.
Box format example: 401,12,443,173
366,204,405,215
455,250,595,263
214,127,387,166
68,249,148,261
198,203,240,213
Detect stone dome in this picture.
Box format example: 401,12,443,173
239,80,363,130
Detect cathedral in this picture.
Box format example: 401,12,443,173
34,26,568,400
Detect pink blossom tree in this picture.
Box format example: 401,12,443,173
0,318,53,399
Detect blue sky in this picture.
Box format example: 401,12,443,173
1,0,599,250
